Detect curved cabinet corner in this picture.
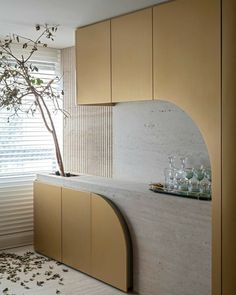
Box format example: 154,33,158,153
91,193,132,292
34,182,132,292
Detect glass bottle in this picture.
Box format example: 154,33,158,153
164,156,176,191
175,157,188,191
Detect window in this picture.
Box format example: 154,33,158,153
0,45,62,247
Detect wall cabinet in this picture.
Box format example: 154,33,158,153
76,20,111,104
153,0,219,112
111,8,152,102
34,181,131,292
76,1,218,105
76,8,152,104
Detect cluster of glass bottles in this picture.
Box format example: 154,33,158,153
164,156,211,197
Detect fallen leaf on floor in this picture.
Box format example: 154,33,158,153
0,251,69,293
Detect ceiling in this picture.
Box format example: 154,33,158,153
0,0,167,49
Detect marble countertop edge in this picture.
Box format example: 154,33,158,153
36,173,211,207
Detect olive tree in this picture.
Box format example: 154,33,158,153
0,25,66,176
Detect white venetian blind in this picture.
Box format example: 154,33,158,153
0,44,62,249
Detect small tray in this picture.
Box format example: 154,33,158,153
149,186,211,201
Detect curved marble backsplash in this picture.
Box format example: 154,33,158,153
113,100,210,183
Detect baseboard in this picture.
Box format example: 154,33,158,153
0,231,33,250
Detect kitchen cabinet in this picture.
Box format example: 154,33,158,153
62,188,91,274
153,1,222,293
73,0,236,293
76,20,111,104
111,8,152,102
34,182,62,261
153,0,219,109
91,193,130,291
35,173,212,295
34,181,131,292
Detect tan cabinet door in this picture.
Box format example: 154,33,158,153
153,2,221,293
76,20,111,104
91,193,131,292
153,0,220,109
34,181,62,261
111,8,153,102
62,188,91,274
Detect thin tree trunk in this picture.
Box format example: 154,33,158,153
36,94,65,176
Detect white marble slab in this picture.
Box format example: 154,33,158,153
36,173,211,295
113,100,210,183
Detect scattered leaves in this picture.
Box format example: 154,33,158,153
0,251,68,294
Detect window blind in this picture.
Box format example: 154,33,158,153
0,44,62,249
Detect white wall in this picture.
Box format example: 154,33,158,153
113,100,210,183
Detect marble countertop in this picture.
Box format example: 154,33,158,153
36,173,211,295
36,173,211,207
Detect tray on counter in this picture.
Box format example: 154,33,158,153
149,184,211,201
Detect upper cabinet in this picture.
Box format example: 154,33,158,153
76,20,111,104
75,0,219,105
111,8,153,102
153,0,220,110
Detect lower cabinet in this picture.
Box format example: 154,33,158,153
34,182,62,261
91,193,130,291
34,181,132,292
62,188,91,274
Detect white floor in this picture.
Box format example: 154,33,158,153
0,246,133,295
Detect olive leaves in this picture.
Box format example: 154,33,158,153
0,251,69,294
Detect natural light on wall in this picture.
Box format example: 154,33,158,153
0,45,62,249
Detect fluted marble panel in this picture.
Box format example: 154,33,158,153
61,47,112,177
